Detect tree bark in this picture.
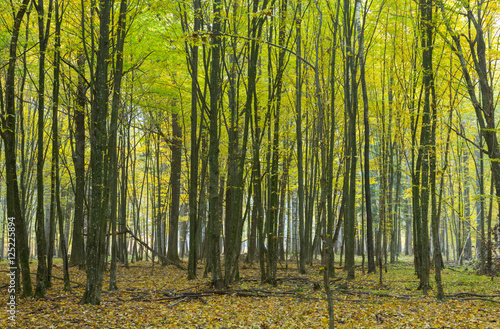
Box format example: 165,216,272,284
187,0,201,280
206,0,224,289
414,0,434,294
295,0,306,275
70,53,86,269
108,0,128,291
343,0,358,281
81,0,112,305
0,0,33,298
50,0,70,292
34,0,54,297
167,112,182,263
356,0,375,274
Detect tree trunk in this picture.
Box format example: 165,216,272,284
1,0,33,298
34,0,53,297
81,0,112,305
51,0,70,291
326,0,341,279
206,0,224,289
415,0,433,294
70,53,86,269
357,0,375,274
108,0,128,291
295,0,306,275
187,0,201,280
167,112,182,264
343,0,358,281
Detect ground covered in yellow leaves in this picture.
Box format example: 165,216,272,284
1,257,499,328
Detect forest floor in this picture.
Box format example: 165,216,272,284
0,256,499,328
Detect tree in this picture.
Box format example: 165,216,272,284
412,0,434,295
70,52,86,269
50,0,70,292
167,111,182,264
438,0,500,275
34,0,54,298
342,0,358,281
265,0,289,285
206,0,224,289
186,0,202,281
81,0,112,305
357,0,376,274
0,0,33,298
109,0,128,291
295,0,306,276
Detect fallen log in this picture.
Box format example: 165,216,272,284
125,227,185,270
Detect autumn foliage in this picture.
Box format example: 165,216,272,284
1,258,499,328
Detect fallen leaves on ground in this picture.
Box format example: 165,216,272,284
0,257,498,328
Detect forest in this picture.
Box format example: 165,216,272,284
1,0,500,327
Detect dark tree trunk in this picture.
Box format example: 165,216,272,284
1,0,33,298
167,112,182,264
187,0,201,280
326,0,341,279
70,53,86,269
108,0,128,291
118,124,129,265
295,0,306,275
414,0,434,294
206,0,224,289
476,134,485,273
463,149,472,260
223,49,244,285
343,0,358,281
51,0,70,291
34,0,53,298
265,0,288,285
357,0,375,274
278,153,291,261
155,135,165,261
81,0,112,305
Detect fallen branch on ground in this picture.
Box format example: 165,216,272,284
126,227,185,270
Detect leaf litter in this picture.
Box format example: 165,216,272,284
0,258,498,328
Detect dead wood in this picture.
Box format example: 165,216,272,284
126,227,185,270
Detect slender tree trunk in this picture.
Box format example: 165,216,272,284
81,0,112,305
155,134,164,261
278,152,291,261
34,0,53,297
343,0,358,281
326,0,341,279
427,18,444,297
295,0,306,275
223,17,250,283
463,149,472,260
1,0,33,299
51,0,70,291
108,0,128,291
167,112,182,263
70,53,86,269
206,0,224,289
119,123,130,266
415,0,434,294
477,133,485,273
187,0,201,280
264,0,287,285
357,0,375,274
